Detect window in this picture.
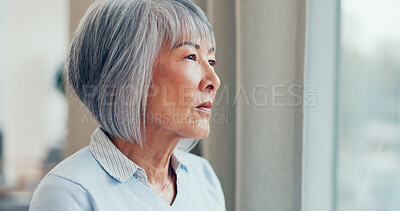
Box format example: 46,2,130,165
337,0,400,210
304,0,400,210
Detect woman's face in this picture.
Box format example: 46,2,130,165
146,39,220,139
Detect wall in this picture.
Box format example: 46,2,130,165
2,0,68,186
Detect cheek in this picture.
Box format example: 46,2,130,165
165,67,201,106
169,64,201,87
147,62,204,127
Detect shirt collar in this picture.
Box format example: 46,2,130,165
89,127,188,183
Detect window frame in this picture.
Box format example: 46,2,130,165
302,0,341,211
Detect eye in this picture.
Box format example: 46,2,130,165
208,60,216,67
185,54,197,61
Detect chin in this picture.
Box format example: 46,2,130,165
195,131,210,139
181,123,210,139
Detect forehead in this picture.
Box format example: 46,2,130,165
164,25,215,50
150,0,216,54
175,41,215,53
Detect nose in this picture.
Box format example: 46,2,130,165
199,60,221,93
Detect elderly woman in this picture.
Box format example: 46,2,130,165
30,0,225,210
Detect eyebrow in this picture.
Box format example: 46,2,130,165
175,41,215,52
175,41,200,49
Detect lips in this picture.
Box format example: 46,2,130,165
195,101,214,115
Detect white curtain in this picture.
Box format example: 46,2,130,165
196,0,306,210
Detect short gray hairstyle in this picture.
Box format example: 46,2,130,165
68,0,215,151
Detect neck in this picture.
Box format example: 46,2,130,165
110,127,181,185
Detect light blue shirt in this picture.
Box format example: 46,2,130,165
30,128,226,211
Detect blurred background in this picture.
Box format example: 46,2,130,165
0,0,399,211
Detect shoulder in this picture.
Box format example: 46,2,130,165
45,147,111,184
48,147,97,176
174,150,226,209
175,150,212,172
30,173,93,210
178,151,218,179
175,150,213,168
30,147,108,211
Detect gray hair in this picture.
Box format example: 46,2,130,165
68,0,215,151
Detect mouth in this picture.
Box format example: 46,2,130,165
195,101,214,115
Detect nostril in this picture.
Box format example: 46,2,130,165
206,84,214,90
